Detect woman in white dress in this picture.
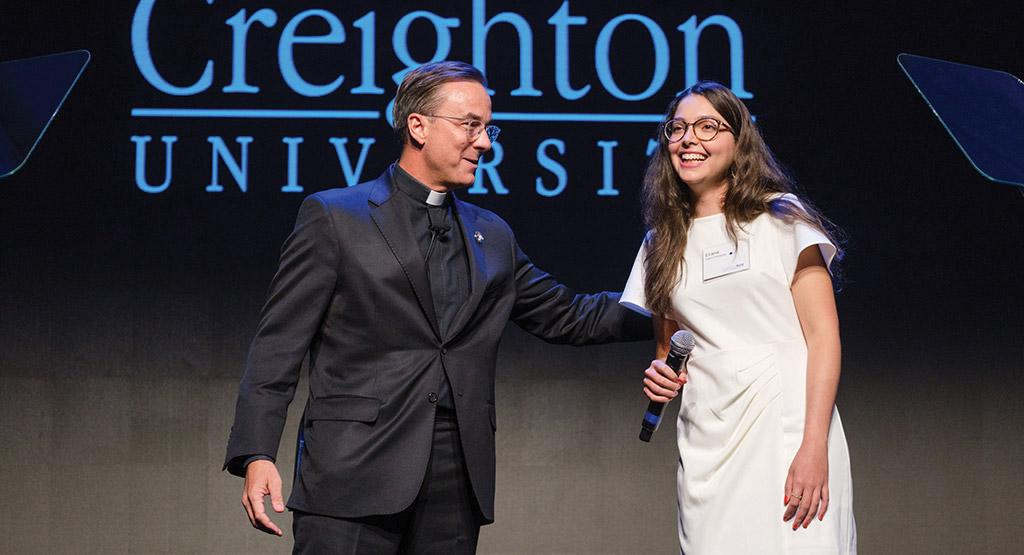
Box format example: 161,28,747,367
621,81,856,554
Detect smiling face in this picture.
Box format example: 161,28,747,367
412,80,493,191
667,93,737,194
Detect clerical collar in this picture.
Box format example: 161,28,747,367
393,163,449,207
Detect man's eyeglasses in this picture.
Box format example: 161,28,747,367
663,117,733,143
424,114,501,143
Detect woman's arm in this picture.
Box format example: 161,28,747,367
784,245,842,529
643,315,686,402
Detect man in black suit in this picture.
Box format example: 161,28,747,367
224,61,648,553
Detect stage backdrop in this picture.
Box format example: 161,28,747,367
1,1,1022,553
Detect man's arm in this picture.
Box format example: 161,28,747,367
224,194,341,534
509,237,651,345
224,454,273,477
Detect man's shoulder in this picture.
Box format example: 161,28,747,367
306,173,389,212
307,184,367,208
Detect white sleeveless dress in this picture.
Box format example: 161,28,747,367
621,197,856,554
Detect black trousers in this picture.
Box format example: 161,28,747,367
292,408,482,554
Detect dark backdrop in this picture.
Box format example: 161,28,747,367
1,1,1022,553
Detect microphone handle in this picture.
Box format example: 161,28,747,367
639,350,688,442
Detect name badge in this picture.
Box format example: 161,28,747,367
702,240,750,281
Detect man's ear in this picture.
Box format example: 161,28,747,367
407,114,428,147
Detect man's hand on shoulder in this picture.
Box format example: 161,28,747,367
241,459,285,536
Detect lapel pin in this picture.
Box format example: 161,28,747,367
473,231,484,243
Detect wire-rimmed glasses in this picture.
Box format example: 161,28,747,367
423,114,501,143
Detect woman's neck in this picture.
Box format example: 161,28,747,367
689,181,729,218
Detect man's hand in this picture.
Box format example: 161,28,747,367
242,460,285,536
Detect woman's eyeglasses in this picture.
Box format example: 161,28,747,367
663,117,733,143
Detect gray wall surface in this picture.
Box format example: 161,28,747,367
3,325,1023,553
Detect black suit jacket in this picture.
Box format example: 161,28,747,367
224,168,649,522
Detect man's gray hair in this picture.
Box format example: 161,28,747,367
392,61,488,144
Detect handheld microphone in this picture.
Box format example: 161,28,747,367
639,329,696,442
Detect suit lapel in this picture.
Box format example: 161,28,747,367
367,171,441,339
446,198,488,341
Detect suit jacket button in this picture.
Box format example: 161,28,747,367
441,348,448,355
428,392,438,404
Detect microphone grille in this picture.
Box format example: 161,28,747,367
669,330,696,356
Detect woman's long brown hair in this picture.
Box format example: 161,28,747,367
641,81,843,317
